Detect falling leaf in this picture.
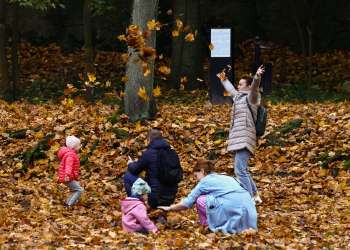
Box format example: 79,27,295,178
105,81,111,87
137,86,149,101
87,72,96,82
140,47,157,60
152,86,161,97
172,30,180,37
158,66,171,75
120,90,125,97
121,76,128,83
147,19,161,31
175,19,183,30
209,43,214,50
180,76,188,84
185,33,195,42
143,68,151,77
166,9,173,15
117,34,126,41
121,53,129,63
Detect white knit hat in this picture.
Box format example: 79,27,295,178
131,178,151,196
66,135,81,149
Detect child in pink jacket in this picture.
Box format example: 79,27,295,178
120,178,158,233
57,135,84,207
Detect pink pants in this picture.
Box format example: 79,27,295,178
196,195,207,226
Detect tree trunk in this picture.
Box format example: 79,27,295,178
10,3,19,100
170,0,203,90
124,0,158,121
83,0,94,100
0,0,9,98
306,25,313,85
83,0,93,72
170,0,186,89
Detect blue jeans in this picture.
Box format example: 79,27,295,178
66,181,84,206
234,149,257,197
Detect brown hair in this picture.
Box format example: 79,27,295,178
148,128,162,142
241,76,253,86
194,159,215,174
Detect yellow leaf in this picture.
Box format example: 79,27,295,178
105,80,111,87
209,43,214,50
120,91,125,97
185,33,195,42
147,19,161,31
223,91,230,96
137,86,149,101
87,72,96,82
121,76,128,83
117,34,126,41
143,63,151,77
158,66,171,75
35,131,44,140
143,68,151,77
135,121,142,131
214,139,222,145
175,19,183,30
180,76,188,84
67,98,74,107
172,30,179,37
195,140,202,146
153,86,161,97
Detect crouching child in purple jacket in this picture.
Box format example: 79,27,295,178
120,174,158,234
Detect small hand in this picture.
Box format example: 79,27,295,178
127,156,134,165
158,206,171,211
216,71,227,81
256,65,265,77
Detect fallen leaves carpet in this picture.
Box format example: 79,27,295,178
0,94,350,249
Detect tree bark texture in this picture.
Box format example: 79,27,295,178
124,0,158,121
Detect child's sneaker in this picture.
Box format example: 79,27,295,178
253,194,262,204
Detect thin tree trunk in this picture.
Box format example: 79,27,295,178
83,0,94,100
170,0,186,89
306,25,313,85
0,0,9,98
124,0,158,121
181,0,202,90
10,3,19,100
83,0,93,72
170,0,203,90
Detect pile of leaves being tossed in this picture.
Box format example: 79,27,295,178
0,91,350,248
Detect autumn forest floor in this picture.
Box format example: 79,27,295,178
0,90,350,249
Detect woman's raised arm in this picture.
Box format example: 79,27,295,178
217,72,238,97
248,65,264,104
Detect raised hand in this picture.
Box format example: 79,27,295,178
256,65,265,77
216,71,227,81
127,156,134,165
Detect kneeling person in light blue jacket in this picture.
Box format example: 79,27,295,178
159,159,257,233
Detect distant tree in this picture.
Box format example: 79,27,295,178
170,0,203,90
0,0,63,100
124,0,158,121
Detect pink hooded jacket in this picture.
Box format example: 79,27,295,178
57,147,80,183
120,198,158,233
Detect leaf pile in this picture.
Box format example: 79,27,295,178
13,40,350,100
1,93,350,248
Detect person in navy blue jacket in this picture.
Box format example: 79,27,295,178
126,128,178,209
